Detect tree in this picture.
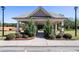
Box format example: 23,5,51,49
77,20,79,29
24,19,37,37
64,18,75,29
4,23,17,27
0,22,1,27
44,19,54,39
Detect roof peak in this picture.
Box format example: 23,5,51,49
12,7,67,19
27,6,52,17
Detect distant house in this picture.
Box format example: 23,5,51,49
0,27,16,31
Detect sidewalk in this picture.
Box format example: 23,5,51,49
0,38,79,52
0,38,79,47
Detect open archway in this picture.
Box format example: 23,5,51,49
36,24,44,38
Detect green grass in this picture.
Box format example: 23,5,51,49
0,31,16,40
0,31,16,37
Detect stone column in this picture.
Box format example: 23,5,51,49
16,21,19,33
61,20,64,33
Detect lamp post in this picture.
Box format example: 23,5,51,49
74,6,78,37
1,6,5,36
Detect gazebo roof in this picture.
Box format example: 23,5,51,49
12,6,67,19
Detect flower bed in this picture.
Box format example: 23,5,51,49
4,33,35,40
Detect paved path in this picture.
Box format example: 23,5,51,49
36,31,44,38
0,38,79,52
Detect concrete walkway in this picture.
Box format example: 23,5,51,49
0,38,79,52
0,38,47,46
0,38,79,46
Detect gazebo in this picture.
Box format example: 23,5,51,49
12,6,67,34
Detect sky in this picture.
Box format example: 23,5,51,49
0,6,79,23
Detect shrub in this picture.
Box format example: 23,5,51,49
15,33,22,38
49,34,55,39
44,19,54,39
56,34,62,38
63,33,72,39
5,33,16,40
24,19,37,37
56,33,63,38
22,34,28,38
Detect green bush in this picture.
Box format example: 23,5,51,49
24,19,37,37
63,33,72,39
22,34,28,38
44,19,54,39
5,33,16,40
15,33,22,38
56,33,63,38
49,34,55,39
56,34,62,38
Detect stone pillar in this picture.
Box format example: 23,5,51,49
61,20,64,33
16,21,19,33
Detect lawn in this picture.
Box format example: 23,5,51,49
64,30,79,40
0,31,16,40
0,31,16,37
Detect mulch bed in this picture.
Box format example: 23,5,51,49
15,37,34,40
46,38,75,40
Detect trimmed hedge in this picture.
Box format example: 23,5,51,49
22,34,28,38
15,33,22,38
49,34,55,39
63,33,72,39
5,33,16,40
56,32,63,38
